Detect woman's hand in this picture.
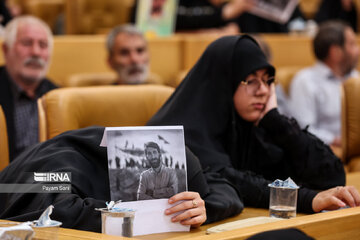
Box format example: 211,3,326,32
165,191,206,228
312,186,360,212
256,84,277,125
222,0,255,20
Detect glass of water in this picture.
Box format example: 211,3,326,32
269,185,298,219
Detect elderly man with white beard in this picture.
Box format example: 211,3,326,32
106,24,161,85
0,16,57,161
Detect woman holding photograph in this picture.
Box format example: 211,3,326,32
0,127,208,231
148,35,360,216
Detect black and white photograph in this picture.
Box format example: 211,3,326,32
105,126,187,202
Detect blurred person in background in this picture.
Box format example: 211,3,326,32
0,16,57,161
315,0,358,32
131,0,306,34
287,20,359,148
106,24,161,85
0,0,12,36
0,0,12,27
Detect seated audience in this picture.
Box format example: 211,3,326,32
106,24,161,85
315,0,358,32
0,35,358,234
287,20,359,147
0,16,57,161
147,35,360,213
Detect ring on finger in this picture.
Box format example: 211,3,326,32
192,199,198,208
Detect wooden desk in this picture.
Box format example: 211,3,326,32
3,172,359,239
135,171,360,240
0,220,128,240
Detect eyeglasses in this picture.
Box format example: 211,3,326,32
240,76,275,94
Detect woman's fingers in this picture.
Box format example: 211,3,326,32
166,197,205,215
346,186,360,206
312,186,360,212
165,191,206,227
170,205,206,227
168,191,200,204
337,186,356,207
180,215,207,227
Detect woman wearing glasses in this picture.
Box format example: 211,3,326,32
148,35,360,217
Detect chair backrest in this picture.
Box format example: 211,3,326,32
275,66,304,96
0,105,9,171
66,72,163,87
65,0,134,34
67,72,118,87
38,85,174,141
341,77,360,171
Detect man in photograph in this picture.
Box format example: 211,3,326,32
137,142,178,200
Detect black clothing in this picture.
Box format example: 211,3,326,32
315,0,357,32
0,66,57,161
176,0,229,31
236,6,305,33
0,0,11,26
130,0,229,30
0,127,243,232
247,228,314,240
176,1,305,33
147,35,345,213
131,0,304,33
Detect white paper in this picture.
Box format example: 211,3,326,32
100,126,184,147
104,199,190,236
100,126,189,236
0,223,34,240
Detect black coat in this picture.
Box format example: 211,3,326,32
0,126,244,232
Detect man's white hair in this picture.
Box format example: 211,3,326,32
106,24,145,56
3,15,53,51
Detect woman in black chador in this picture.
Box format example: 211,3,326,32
148,35,360,214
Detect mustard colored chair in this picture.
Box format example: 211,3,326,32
66,72,163,87
65,0,134,34
38,85,174,141
175,69,189,87
341,77,360,172
0,105,9,171
275,66,304,96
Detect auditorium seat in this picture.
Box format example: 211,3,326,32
12,0,65,33
0,105,9,171
66,72,163,87
37,85,174,141
275,66,304,96
65,0,134,34
341,77,360,172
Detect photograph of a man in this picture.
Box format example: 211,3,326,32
137,141,178,200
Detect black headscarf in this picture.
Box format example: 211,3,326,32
147,35,275,172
